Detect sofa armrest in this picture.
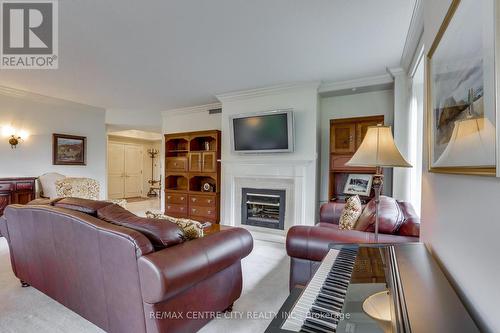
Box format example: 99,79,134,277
396,201,420,237
137,227,253,303
286,225,419,262
319,202,346,224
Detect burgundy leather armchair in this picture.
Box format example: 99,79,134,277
0,198,253,333
286,196,419,290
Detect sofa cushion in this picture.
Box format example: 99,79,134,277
97,204,185,250
355,196,404,234
338,195,362,230
53,197,113,216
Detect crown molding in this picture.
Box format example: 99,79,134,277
387,67,406,78
318,74,393,94
0,85,105,111
161,102,222,116
400,0,424,71
216,81,320,103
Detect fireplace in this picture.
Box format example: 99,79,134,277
241,188,286,230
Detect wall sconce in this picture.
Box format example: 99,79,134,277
2,125,29,149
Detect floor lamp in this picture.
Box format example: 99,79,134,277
345,125,411,242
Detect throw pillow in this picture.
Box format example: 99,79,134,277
39,172,65,199
338,195,362,230
145,211,204,240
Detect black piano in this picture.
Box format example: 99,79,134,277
266,243,479,333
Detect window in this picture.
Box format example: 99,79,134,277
408,52,424,215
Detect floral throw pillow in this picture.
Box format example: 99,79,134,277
338,195,362,230
145,211,204,240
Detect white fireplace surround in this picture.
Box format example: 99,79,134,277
221,159,316,240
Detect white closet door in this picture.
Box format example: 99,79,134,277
108,143,125,199
124,144,143,198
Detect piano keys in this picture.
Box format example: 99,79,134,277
266,243,480,333
281,247,358,333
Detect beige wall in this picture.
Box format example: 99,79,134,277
421,1,500,332
107,136,161,197
0,88,107,199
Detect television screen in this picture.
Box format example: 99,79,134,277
232,111,293,152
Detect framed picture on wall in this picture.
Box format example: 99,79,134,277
343,174,373,196
53,134,86,165
427,0,498,176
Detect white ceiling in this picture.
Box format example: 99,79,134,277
0,0,415,111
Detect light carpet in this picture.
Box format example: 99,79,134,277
0,236,289,333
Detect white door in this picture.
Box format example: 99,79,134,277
108,142,144,199
124,144,143,198
108,143,125,199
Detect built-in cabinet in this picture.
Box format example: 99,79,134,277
164,130,221,223
329,116,384,202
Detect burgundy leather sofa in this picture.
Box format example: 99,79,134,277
286,196,419,290
0,198,253,333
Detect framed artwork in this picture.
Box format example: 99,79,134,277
343,174,373,196
427,0,498,176
53,134,86,165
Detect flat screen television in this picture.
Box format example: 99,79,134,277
230,110,294,153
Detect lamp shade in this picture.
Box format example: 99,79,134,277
346,125,411,168
434,117,495,167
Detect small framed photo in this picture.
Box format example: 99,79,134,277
343,174,373,196
53,133,86,165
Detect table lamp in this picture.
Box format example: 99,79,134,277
345,125,411,242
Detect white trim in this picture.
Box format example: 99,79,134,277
318,74,393,94
0,85,104,111
387,67,406,78
161,102,221,116
216,81,320,102
400,0,424,72
496,0,500,177
408,43,425,78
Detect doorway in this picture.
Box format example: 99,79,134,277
108,142,144,199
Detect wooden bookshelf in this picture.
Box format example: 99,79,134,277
164,130,221,223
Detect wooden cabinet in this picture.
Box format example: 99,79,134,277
166,157,188,172
189,194,216,207
355,119,383,148
164,130,221,223
188,152,202,172
331,123,356,154
201,152,217,173
189,152,216,173
165,202,188,217
329,116,383,202
0,177,36,216
165,192,187,205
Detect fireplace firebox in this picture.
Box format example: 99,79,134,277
241,188,286,230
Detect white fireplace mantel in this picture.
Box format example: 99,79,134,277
221,159,316,241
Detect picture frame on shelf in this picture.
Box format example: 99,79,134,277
426,0,498,176
343,174,373,197
53,133,86,165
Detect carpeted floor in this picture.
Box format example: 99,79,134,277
0,236,289,333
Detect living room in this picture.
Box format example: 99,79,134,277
0,0,499,333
